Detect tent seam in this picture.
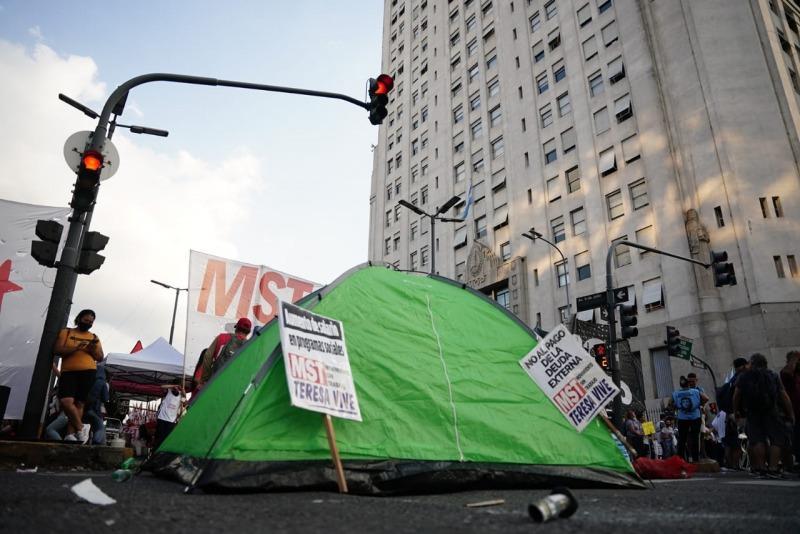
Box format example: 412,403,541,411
426,295,464,462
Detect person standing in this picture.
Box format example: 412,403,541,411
659,416,676,459
624,410,645,457
83,363,109,445
197,318,252,388
53,309,104,442
153,381,184,450
670,376,708,463
734,353,794,477
780,350,800,471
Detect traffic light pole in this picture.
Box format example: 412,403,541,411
604,240,711,428
20,72,376,439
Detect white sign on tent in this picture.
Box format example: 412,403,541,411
519,324,619,432
184,250,320,374
278,301,361,421
0,199,70,419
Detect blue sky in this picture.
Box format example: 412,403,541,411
0,1,385,352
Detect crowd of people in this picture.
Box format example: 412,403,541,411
621,351,800,479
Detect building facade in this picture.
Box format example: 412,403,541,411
368,0,800,407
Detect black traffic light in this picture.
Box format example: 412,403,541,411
71,149,104,212
619,303,638,339
592,343,610,371
367,74,394,125
76,231,109,275
710,250,737,287
666,326,681,357
30,219,64,268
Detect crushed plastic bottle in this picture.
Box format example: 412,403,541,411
111,468,133,482
120,458,136,470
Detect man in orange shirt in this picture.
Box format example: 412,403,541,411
53,309,104,442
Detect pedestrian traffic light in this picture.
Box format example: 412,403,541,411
592,343,610,371
76,231,109,275
367,74,394,125
666,326,681,357
619,303,638,339
71,149,104,212
30,219,64,268
710,250,737,287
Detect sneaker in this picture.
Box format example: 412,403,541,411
64,433,78,442
77,424,90,444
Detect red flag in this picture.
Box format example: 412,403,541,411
130,340,143,353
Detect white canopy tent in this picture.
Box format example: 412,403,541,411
106,338,184,399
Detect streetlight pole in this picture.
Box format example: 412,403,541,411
150,280,188,345
522,229,571,323
398,195,462,274
19,72,382,439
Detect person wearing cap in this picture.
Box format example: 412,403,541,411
198,317,252,387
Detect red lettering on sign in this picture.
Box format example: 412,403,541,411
553,379,588,413
196,259,258,318
287,353,327,385
253,271,286,323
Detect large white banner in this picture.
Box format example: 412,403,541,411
518,324,619,432
185,250,320,373
278,301,361,421
0,199,70,419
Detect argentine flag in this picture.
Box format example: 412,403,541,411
459,180,475,219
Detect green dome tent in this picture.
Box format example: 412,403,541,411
148,265,642,493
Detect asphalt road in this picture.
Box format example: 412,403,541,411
1,468,799,533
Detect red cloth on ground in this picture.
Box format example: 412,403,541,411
633,455,697,479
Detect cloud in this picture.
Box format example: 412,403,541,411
27,26,43,41
0,39,264,354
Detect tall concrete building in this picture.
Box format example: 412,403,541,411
368,0,800,407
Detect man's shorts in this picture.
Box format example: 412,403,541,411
57,369,96,402
745,413,790,447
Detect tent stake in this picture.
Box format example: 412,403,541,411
323,414,348,493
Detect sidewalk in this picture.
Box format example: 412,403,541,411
0,438,132,471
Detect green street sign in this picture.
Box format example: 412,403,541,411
676,336,693,360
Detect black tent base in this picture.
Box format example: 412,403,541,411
145,452,646,495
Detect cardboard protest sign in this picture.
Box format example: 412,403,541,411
642,421,656,436
278,301,361,421
519,324,619,432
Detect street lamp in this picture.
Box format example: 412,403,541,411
522,228,572,324
398,195,462,274
150,280,188,346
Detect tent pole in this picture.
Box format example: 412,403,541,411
599,413,638,460
323,414,348,493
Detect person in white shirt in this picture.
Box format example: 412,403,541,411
153,381,184,450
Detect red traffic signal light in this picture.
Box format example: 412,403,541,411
72,149,105,212
82,150,103,172
372,74,394,95
368,74,394,125
592,343,610,370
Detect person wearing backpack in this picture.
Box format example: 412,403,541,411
733,353,795,477
669,376,708,462
196,317,252,389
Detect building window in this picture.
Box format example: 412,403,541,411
606,190,624,220
594,107,610,134
410,221,418,241
466,14,477,31
411,139,419,155
490,105,502,127
540,104,553,127
530,11,541,33
555,260,569,287
567,166,581,193
386,185,393,201
557,92,571,116
470,93,481,111
472,151,485,173
547,175,562,202
629,178,649,210
608,56,625,84
468,64,480,84
394,233,401,251
421,186,429,205
471,119,483,139
488,77,500,97
578,3,592,26
421,246,429,268
571,207,587,236
536,72,549,94
453,105,464,124
621,134,641,162
456,261,466,280
561,127,576,153
615,93,632,122
410,251,418,270
493,204,509,229
394,204,402,222
384,238,391,255
533,268,540,286
486,53,498,70
551,215,566,243
613,236,631,267
788,255,799,277
454,161,466,183
475,215,487,238
599,147,617,175
575,251,591,281
450,30,461,47
760,197,770,218
533,41,545,62
598,0,613,14
714,206,725,227
553,60,566,82
491,137,505,158
467,39,478,57
385,210,391,227
496,288,510,309
500,241,512,261
589,71,604,97
602,20,618,46
775,255,786,278
635,225,655,253
545,0,558,20
452,80,463,97
454,226,468,249
773,196,784,217
643,277,664,311
544,139,557,164
583,35,598,60
548,29,561,50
